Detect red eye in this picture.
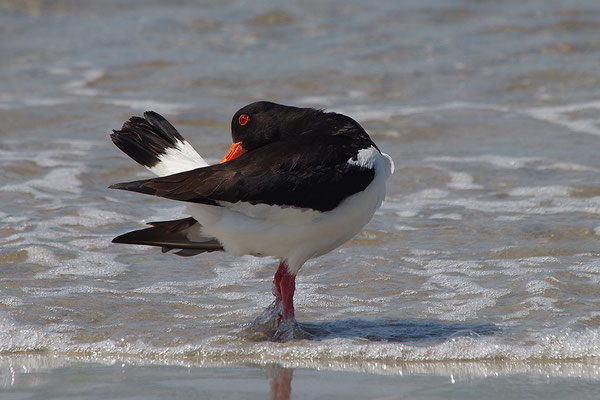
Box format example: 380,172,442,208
238,114,249,126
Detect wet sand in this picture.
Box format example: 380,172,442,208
2,356,600,400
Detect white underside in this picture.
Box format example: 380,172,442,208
147,140,394,275
188,146,392,274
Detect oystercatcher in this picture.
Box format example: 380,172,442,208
109,101,394,341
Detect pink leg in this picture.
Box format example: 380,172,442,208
250,261,296,337
278,263,296,322
273,261,285,301
270,262,309,341
272,261,296,326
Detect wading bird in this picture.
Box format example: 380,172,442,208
109,101,393,341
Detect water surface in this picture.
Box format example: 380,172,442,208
1,0,600,397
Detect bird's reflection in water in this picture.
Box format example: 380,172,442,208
257,319,499,399
267,364,294,400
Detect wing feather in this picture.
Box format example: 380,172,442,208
110,131,376,212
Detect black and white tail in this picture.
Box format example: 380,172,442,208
110,111,208,177
110,111,221,256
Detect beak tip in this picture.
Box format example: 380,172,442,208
220,141,247,163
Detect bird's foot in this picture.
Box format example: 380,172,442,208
272,318,312,342
248,301,312,341
249,299,283,333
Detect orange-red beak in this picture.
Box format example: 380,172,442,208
220,141,247,163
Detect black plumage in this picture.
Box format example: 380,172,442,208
110,102,377,212
112,217,223,256
110,111,185,168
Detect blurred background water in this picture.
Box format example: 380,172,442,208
1,0,600,398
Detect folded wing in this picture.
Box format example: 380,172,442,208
110,133,376,212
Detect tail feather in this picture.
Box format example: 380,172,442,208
110,111,208,177
112,217,223,257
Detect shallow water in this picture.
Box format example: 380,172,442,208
2,0,600,397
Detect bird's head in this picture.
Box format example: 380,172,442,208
221,101,321,163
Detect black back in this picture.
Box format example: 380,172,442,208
110,102,379,212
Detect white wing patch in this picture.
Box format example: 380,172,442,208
148,139,208,177
347,146,379,169
348,146,394,178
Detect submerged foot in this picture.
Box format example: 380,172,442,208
272,318,313,342
249,299,283,334
248,301,312,342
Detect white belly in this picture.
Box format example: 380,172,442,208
186,148,393,274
